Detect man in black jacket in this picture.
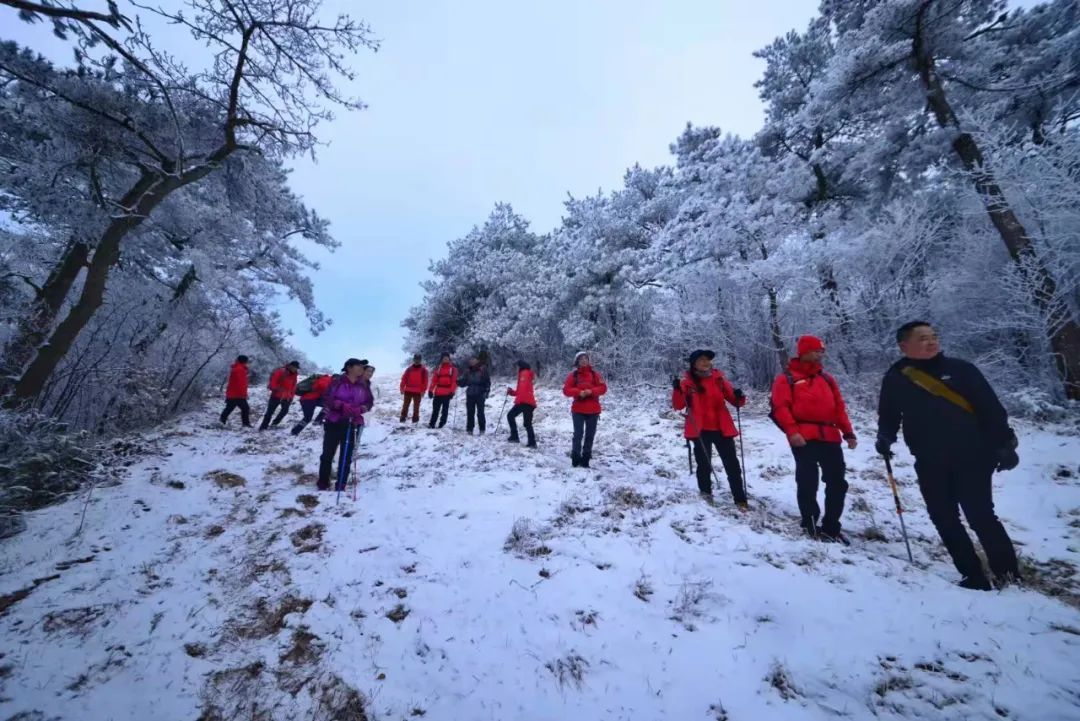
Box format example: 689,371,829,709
458,357,491,435
876,321,1021,591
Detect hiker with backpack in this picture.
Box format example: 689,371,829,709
672,350,748,508
291,372,334,436
260,361,301,430
458,356,492,435
770,335,857,543
317,358,372,491
562,352,607,468
427,352,458,429
876,321,1021,591
399,354,429,424
220,354,252,427
506,360,537,447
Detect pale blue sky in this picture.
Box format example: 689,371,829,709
5,1,822,373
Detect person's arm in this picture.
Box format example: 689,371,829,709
592,372,608,397
400,370,408,393
770,376,799,439
672,377,688,411
962,362,1013,449
830,376,855,440
562,373,576,398
875,369,902,456
719,374,744,407
325,379,345,412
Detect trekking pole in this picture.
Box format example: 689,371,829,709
493,393,509,437
336,420,353,506
351,425,362,502
735,405,749,500
883,456,914,563
686,439,693,474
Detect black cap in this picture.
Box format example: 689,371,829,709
516,359,530,370
342,358,364,372
412,353,422,361
237,354,249,364
688,349,716,365
286,360,300,369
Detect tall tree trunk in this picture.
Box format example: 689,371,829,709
5,162,222,407
767,285,787,372
914,1,1080,399
0,238,89,392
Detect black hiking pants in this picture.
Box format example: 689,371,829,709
792,440,848,534
466,395,486,433
290,399,324,435
259,397,292,430
916,456,1018,581
507,403,536,445
692,431,745,502
429,395,451,428
318,421,360,491
221,399,251,426
571,412,599,463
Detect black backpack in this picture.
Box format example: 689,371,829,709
295,374,320,395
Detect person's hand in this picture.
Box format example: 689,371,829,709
874,437,893,459
995,446,1019,472
672,376,681,391
846,437,858,450
733,388,746,405
789,433,807,448
427,391,434,400
507,387,514,395
583,389,592,397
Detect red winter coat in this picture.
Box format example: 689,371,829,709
225,362,248,400
300,374,333,402
770,359,855,444
269,366,299,401
508,368,537,407
672,369,744,439
400,364,429,394
428,362,458,397
563,367,607,415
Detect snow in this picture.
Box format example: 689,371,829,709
1,379,1079,721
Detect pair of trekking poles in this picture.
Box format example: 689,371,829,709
681,386,914,563
335,421,361,505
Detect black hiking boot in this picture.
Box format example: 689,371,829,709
958,575,993,591
525,441,537,449
817,528,850,546
571,455,580,468
508,435,520,443
700,491,716,506
580,457,590,469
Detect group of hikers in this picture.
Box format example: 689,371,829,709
218,320,1022,592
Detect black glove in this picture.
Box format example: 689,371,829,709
874,437,894,459
672,376,681,391
427,391,434,400
995,446,1019,472
733,388,745,402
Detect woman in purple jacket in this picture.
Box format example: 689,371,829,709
317,358,374,491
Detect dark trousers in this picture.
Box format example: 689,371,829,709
466,396,486,433
792,441,848,534
429,395,451,428
571,412,599,462
290,399,324,435
400,392,422,422
259,397,292,430
220,399,251,426
507,403,536,445
692,431,745,502
318,421,360,490
916,457,1018,581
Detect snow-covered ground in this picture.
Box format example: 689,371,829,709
2,378,1079,721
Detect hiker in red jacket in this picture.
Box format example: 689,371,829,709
220,354,252,427
427,352,458,429
672,349,748,508
770,335,857,542
506,359,537,447
291,373,333,436
260,360,300,430
562,352,607,468
399,353,429,424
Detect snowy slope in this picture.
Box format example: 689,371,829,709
1,378,1079,721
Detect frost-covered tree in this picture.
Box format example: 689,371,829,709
0,0,377,406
